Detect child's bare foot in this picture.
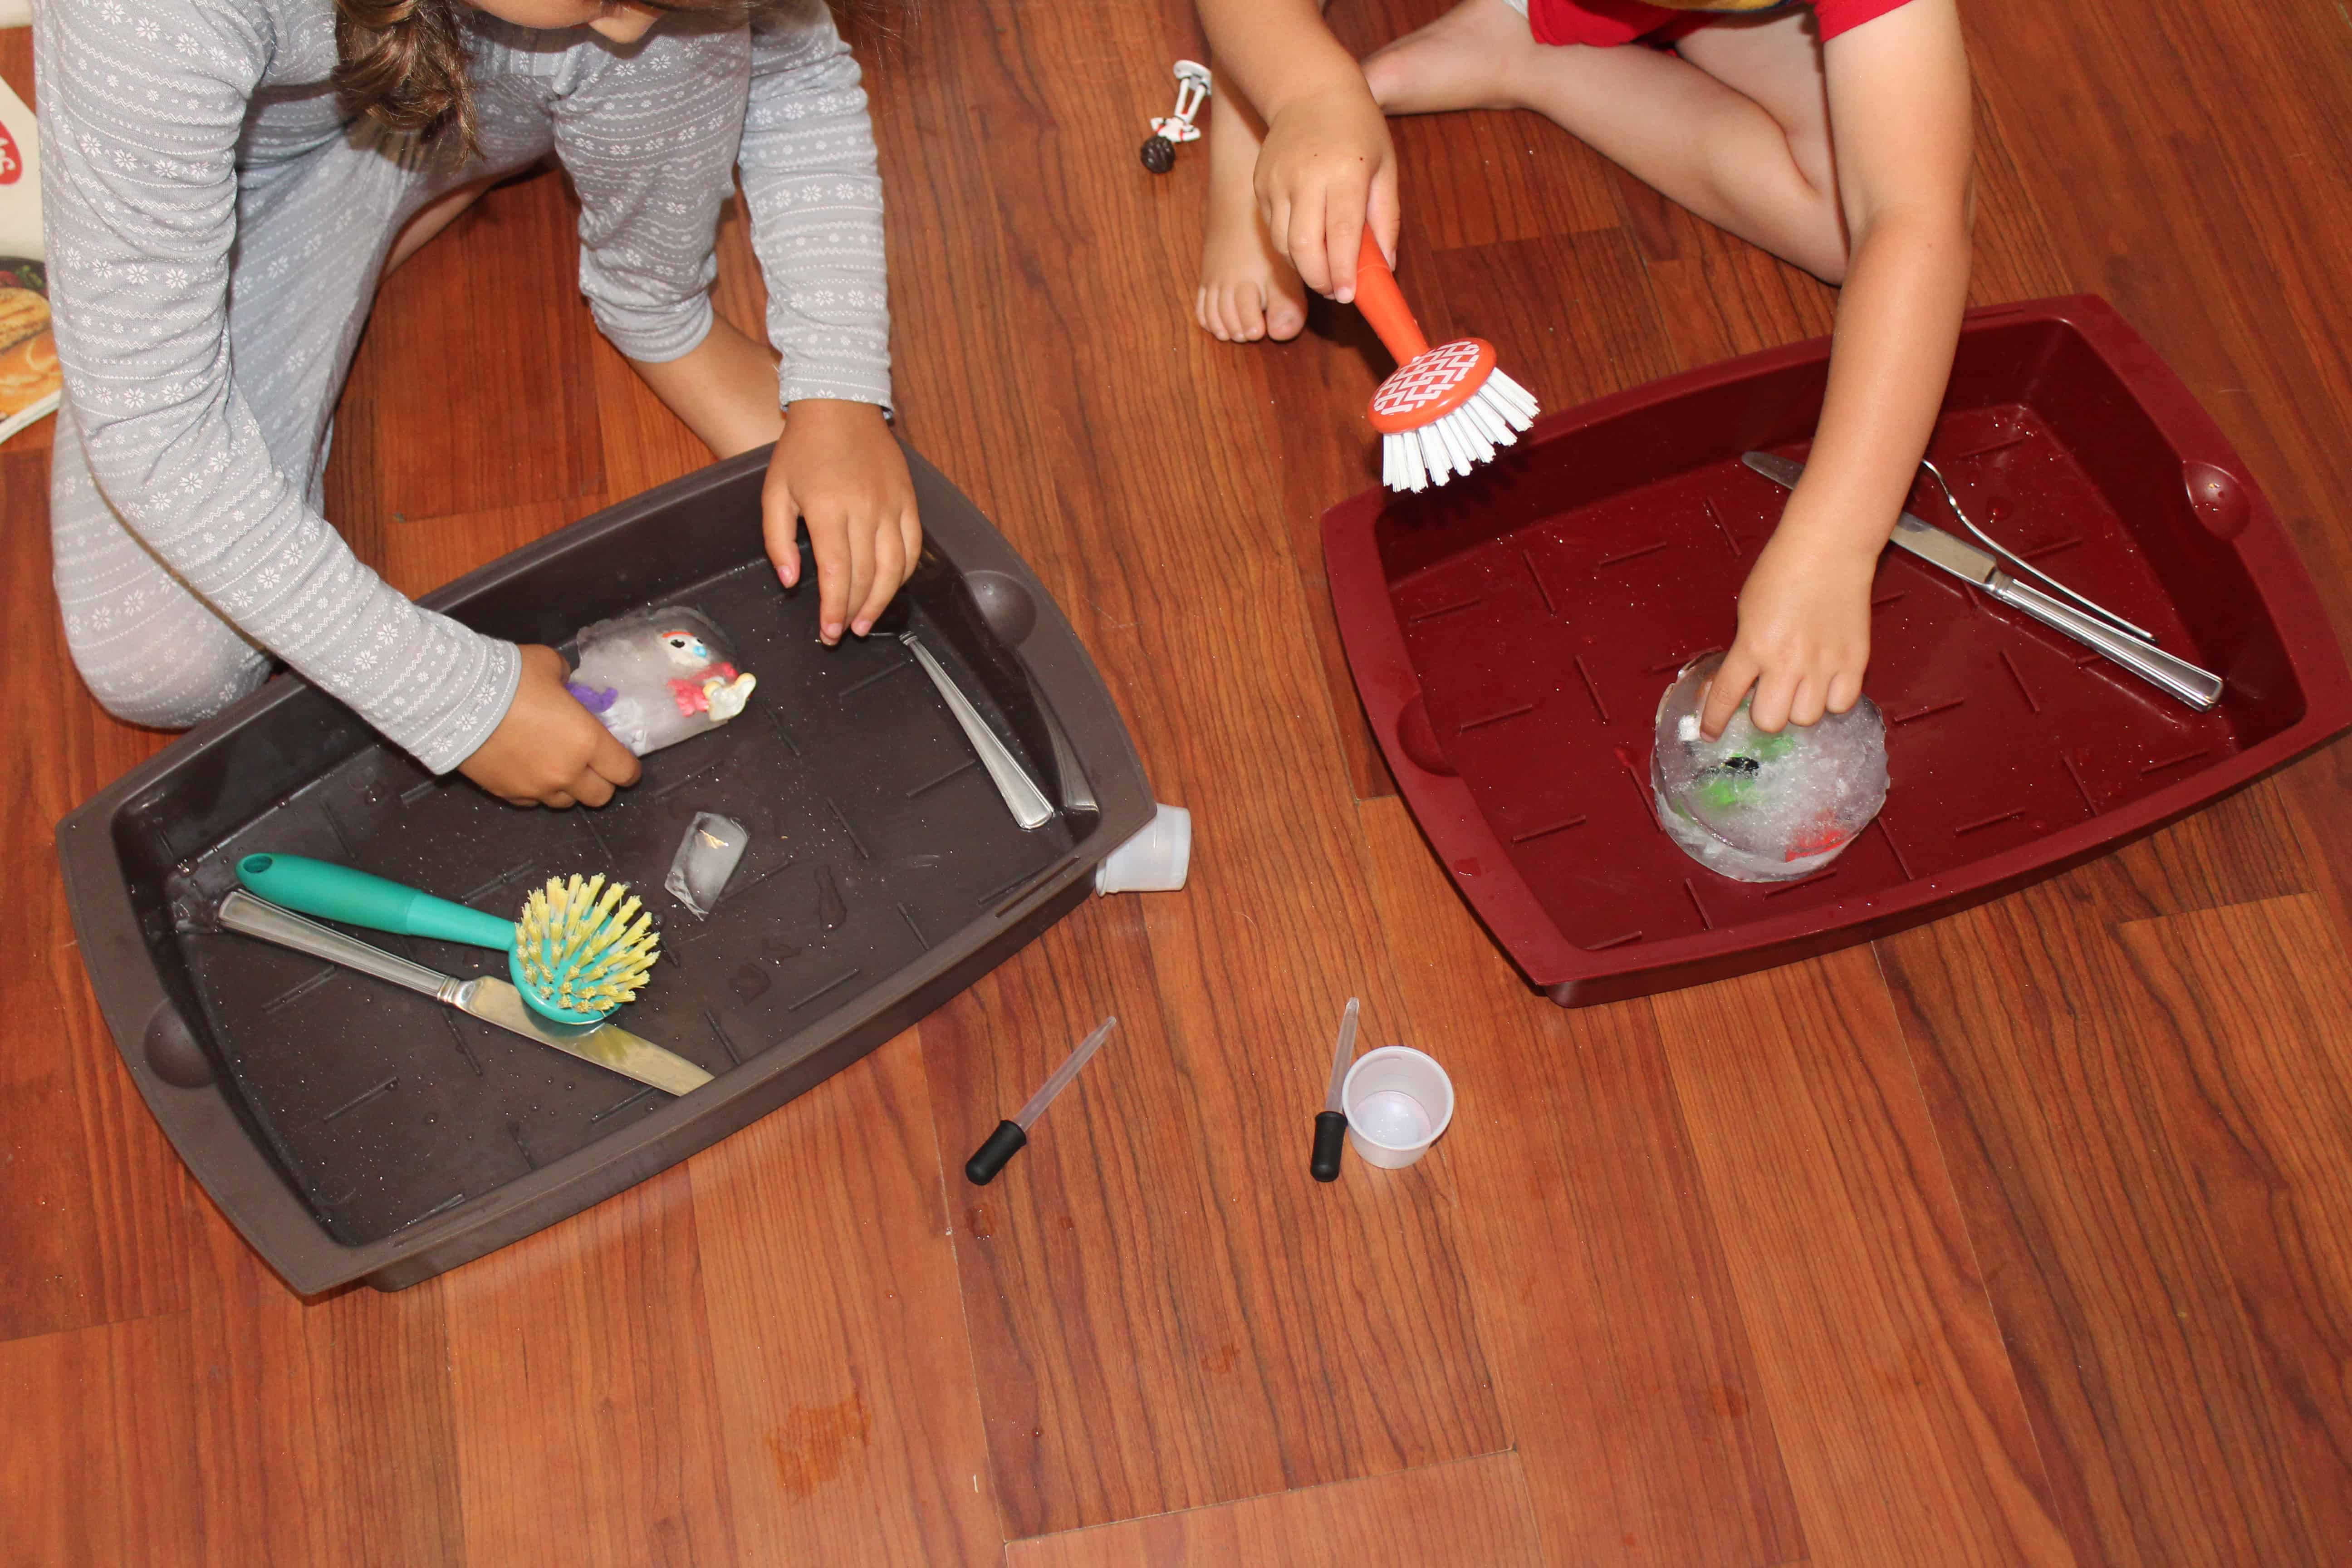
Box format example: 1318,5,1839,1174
1362,0,1541,115
1195,78,1310,343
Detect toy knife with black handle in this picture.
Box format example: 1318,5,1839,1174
1741,452,2225,712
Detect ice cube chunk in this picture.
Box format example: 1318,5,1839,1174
1649,652,1889,883
664,812,749,917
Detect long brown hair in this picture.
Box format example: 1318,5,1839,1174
333,0,782,152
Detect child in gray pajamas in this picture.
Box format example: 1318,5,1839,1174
36,0,917,808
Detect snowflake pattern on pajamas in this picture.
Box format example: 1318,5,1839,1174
36,0,892,772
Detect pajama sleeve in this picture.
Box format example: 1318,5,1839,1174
735,4,894,410
34,0,521,774
557,24,752,364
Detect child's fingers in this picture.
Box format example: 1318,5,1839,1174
1699,651,1760,739
1747,668,1800,735
843,514,877,638
568,769,616,809
587,724,642,790
810,515,852,644
1827,664,1866,716
1326,191,1365,305
853,520,906,636
1264,188,1295,267
1786,674,1829,730
1286,188,1334,297
899,505,922,581
761,459,805,589
1366,160,1401,270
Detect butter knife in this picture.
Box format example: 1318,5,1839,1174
216,890,713,1097
1740,451,2224,712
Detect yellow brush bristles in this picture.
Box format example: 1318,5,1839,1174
514,872,661,1015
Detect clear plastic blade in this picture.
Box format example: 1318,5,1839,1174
1014,1015,1119,1129
1325,997,1361,1112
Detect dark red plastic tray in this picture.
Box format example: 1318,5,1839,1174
1323,297,2352,1004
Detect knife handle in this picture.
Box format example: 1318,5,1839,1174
1990,578,2225,712
218,891,464,1003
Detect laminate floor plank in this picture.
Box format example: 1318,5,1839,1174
325,168,606,540
1883,884,2352,1568
1006,1451,1547,1568
181,1198,469,1568
1358,795,1806,1568
689,1031,1003,1568
1655,950,2072,1568
1,442,190,1344
443,1167,740,1568
0,1312,207,1567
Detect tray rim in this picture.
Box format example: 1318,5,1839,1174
57,442,1156,1292
1322,294,2352,1004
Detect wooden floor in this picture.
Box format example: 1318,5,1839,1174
7,0,2352,1561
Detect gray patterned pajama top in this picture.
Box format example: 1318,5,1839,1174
34,0,890,773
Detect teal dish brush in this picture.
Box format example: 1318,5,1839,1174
234,854,659,1025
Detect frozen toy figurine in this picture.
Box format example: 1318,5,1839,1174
660,627,757,722
567,606,758,757
1651,652,1889,883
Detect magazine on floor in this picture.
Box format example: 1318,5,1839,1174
0,70,59,447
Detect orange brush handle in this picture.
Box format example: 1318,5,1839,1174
1354,229,1429,366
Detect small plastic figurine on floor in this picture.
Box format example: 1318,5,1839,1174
568,606,757,758
1141,60,1212,174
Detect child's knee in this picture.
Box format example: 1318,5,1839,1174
69,633,268,731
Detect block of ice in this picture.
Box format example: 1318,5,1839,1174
1649,653,1889,883
568,606,757,757
664,812,749,917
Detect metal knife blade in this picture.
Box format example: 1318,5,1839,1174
456,978,713,1097
1740,451,1999,585
216,891,713,1098
1740,451,2225,711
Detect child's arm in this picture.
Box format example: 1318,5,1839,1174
34,0,626,805
1700,0,1974,737
736,12,919,646
1197,0,1398,303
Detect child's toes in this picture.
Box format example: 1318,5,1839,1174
1226,285,1269,343
1196,286,1226,341
1262,279,1308,343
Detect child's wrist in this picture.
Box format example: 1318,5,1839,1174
1778,484,1905,560
1260,56,1376,123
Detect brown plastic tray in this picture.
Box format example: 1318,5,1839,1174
58,445,1154,1291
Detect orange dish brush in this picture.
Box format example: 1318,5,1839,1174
1353,231,1539,492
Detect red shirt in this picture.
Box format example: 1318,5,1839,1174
1524,0,1913,49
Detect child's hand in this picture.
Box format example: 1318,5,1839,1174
762,400,922,646
1700,527,1879,739
1254,75,1399,304
461,644,643,808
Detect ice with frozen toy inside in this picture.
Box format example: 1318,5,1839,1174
1649,652,1889,883
566,606,757,757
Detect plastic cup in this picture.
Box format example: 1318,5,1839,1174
1341,1046,1455,1169
1095,803,1193,894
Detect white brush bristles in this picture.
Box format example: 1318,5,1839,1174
1382,368,1540,494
